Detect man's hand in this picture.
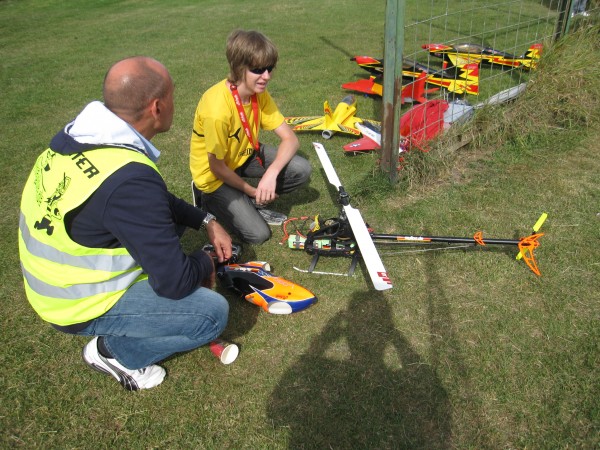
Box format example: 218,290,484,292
206,220,233,263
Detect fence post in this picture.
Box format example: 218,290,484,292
554,0,573,40
380,0,405,183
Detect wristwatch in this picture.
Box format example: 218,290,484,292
202,212,216,228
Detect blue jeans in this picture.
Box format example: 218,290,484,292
197,143,312,244
77,280,229,369
572,0,587,13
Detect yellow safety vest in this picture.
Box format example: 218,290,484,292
18,147,159,326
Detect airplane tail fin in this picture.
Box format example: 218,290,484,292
401,72,428,103
324,100,332,117
457,63,480,95
399,99,449,151
520,43,543,69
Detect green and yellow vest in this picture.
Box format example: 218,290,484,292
18,148,158,326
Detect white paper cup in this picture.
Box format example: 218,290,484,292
209,339,239,365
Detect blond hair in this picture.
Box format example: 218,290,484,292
226,30,278,84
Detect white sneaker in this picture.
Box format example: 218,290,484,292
251,199,287,225
258,208,287,226
82,337,166,391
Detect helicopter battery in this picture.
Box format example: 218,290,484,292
287,233,357,257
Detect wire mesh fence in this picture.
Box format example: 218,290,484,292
374,0,597,175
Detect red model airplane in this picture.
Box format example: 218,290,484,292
342,72,429,104
343,82,528,154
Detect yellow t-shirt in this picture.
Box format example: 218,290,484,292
190,79,285,193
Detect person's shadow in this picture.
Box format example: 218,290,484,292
267,290,452,448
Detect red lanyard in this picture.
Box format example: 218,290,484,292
229,83,263,166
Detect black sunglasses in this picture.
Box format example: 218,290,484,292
248,66,275,75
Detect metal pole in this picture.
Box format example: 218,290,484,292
554,0,573,41
381,0,405,183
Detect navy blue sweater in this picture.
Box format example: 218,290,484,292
50,129,214,304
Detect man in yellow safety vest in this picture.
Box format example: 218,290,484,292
18,56,233,391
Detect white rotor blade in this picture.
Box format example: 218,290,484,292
344,205,393,290
312,142,393,291
313,142,342,189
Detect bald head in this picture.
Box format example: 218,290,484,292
103,56,173,123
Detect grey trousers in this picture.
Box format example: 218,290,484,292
194,143,312,244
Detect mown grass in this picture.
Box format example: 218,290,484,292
1,0,598,448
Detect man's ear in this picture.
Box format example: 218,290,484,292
149,98,161,120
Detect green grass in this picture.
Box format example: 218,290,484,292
1,0,599,448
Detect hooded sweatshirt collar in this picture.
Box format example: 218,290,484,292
52,101,161,162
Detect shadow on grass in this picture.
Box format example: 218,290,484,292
267,290,452,448
420,233,491,445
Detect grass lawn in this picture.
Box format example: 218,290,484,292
1,0,598,448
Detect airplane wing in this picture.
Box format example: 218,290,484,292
341,77,383,96
343,136,379,153
423,63,479,95
422,43,483,68
284,116,326,130
344,122,409,153
343,122,381,153
343,73,432,104
333,122,362,138
351,56,384,75
337,117,382,140
285,115,362,138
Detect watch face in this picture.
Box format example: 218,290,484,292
203,213,216,227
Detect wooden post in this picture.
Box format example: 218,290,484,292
380,0,405,183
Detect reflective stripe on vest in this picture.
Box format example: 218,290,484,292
21,262,143,300
19,213,137,272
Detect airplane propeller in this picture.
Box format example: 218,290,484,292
313,142,393,291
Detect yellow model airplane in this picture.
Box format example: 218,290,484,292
285,95,380,139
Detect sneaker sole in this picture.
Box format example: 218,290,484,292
258,211,287,226
82,340,165,391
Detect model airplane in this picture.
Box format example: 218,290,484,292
342,72,430,104
422,43,542,70
285,95,380,139
343,82,528,154
344,99,449,154
345,57,479,96
350,56,451,76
